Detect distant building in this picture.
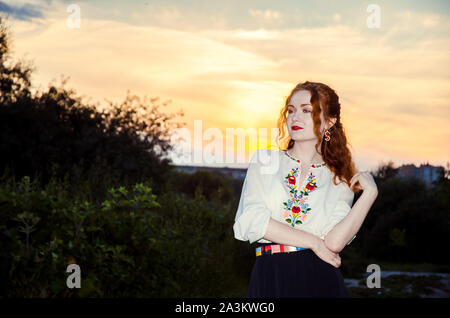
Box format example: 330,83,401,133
172,165,247,180
173,163,446,186
396,163,444,186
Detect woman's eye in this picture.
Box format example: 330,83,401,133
288,109,293,114
303,109,311,113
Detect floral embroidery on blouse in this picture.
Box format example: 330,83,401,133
282,167,318,227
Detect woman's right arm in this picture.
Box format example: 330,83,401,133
263,218,318,249
264,218,342,268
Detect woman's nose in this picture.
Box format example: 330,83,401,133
293,111,306,122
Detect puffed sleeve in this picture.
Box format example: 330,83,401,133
320,182,356,245
233,150,272,244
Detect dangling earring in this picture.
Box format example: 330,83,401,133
324,130,331,141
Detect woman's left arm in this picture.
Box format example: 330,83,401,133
324,172,378,253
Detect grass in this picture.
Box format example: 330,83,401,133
348,274,446,298
374,262,450,273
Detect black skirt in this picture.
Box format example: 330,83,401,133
248,243,349,298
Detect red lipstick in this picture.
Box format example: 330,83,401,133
292,125,303,130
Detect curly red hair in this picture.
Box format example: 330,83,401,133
277,81,360,192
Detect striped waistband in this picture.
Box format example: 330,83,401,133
255,244,309,257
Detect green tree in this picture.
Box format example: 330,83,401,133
0,17,185,197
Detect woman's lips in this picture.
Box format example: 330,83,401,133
292,126,303,130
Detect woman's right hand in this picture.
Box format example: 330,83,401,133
312,238,341,268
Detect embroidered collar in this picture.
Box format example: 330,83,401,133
283,150,326,168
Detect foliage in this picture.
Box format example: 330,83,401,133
0,16,185,197
0,172,251,297
162,169,235,204
349,172,450,265
347,274,446,298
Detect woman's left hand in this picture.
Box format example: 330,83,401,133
350,171,378,194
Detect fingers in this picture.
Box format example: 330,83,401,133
350,179,357,190
327,251,341,268
350,171,371,190
315,243,342,268
335,254,341,268
335,258,341,268
350,173,359,190
328,254,340,268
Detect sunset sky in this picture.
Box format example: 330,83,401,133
1,0,449,171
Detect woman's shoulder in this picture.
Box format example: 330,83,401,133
248,149,282,176
249,149,282,165
322,169,353,192
250,148,280,159
334,178,355,200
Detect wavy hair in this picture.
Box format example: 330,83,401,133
277,81,359,192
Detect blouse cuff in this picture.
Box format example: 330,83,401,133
234,210,271,244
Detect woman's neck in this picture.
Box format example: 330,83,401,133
288,140,324,165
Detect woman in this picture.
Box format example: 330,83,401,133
233,81,378,298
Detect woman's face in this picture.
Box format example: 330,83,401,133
286,89,328,142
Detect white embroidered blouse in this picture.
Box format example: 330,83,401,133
233,149,357,246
